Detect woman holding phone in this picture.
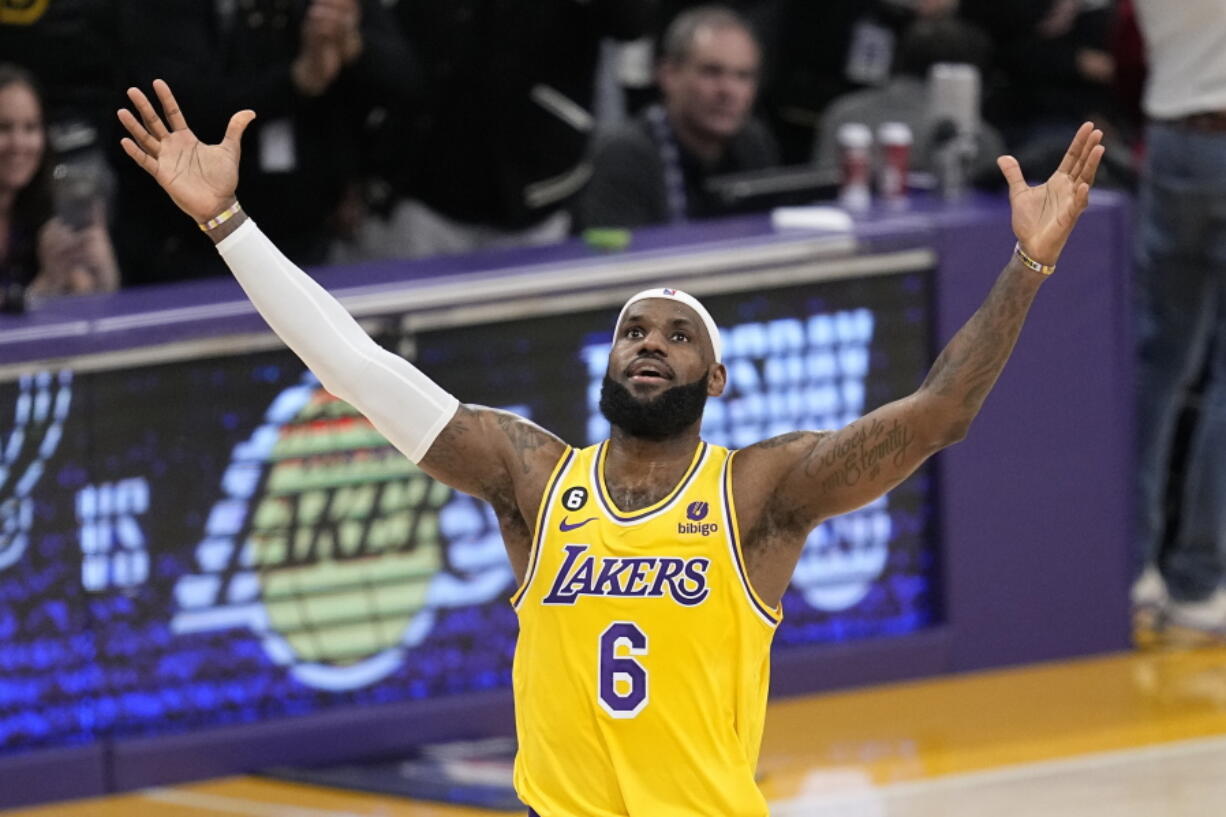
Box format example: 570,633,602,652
0,63,118,307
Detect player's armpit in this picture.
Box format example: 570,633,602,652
419,405,568,515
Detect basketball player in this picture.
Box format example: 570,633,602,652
118,80,1104,816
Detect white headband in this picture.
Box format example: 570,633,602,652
614,287,723,363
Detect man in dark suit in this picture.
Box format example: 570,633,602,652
578,5,778,230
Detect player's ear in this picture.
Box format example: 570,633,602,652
707,363,727,398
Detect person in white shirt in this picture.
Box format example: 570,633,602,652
1131,0,1226,640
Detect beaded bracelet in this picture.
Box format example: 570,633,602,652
198,201,243,232
1014,242,1056,276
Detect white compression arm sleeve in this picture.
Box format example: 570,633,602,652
215,219,459,463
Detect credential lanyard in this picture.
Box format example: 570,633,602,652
646,104,688,224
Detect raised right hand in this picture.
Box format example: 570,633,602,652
996,121,1104,266
117,80,255,224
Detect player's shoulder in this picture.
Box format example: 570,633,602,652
732,429,834,482
465,405,570,469
725,431,834,541
738,430,832,458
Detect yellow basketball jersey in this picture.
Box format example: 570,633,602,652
511,440,781,817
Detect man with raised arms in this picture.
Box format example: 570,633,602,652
118,80,1103,817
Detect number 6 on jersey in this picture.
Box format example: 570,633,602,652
598,622,648,718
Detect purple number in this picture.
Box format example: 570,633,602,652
598,622,648,718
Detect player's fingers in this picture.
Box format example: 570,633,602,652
997,155,1029,198
1056,121,1094,176
1080,144,1106,188
152,79,189,132
115,108,159,156
222,110,257,153
126,86,169,140
1075,181,1091,213
1069,129,1102,180
116,108,160,157
120,137,158,176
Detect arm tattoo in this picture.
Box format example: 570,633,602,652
922,261,1043,422
496,412,550,474
425,405,477,472
755,430,814,449
804,418,915,491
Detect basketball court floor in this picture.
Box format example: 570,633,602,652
6,643,1226,817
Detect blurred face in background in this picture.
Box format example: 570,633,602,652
660,24,760,149
0,81,45,199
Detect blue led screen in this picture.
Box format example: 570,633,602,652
0,270,937,755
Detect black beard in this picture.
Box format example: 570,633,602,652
599,372,709,441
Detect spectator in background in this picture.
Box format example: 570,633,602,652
1130,0,1226,639
115,0,417,285
0,0,120,162
577,5,777,230
766,0,958,163
961,0,1118,151
812,15,1004,178
0,65,118,304
596,1,773,132
353,0,655,260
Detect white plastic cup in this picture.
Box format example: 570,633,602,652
877,122,912,206
837,122,873,213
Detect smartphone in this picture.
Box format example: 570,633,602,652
51,163,99,230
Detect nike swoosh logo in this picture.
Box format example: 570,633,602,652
559,516,597,532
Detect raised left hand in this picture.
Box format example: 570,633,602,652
997,121,1105,267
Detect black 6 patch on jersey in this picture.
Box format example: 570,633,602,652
561,487,588,512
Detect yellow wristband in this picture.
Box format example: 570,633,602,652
1014,242,1055,276
198,201,243,232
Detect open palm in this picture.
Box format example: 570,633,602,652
997,122,1105,266
117,80,255,224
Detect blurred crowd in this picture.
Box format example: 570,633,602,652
2,0,1140,296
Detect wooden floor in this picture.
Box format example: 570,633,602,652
8,644,1226,817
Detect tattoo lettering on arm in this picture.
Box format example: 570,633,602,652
804,418,916,492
